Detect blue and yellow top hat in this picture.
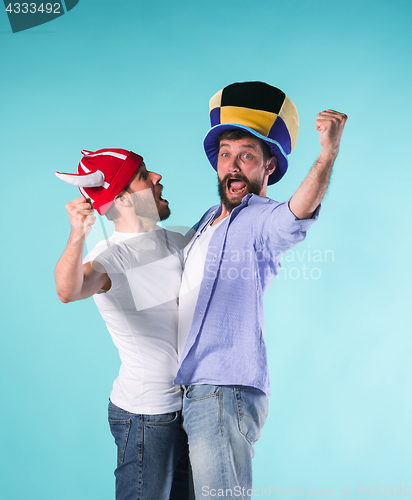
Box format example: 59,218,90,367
204,81,299,185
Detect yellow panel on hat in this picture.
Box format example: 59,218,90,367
209,89,223,111
221,106,277,137
278,97,299,151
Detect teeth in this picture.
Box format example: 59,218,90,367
229,186,246,194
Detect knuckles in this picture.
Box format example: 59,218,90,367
65,198,93,217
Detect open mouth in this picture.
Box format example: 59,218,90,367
157,186,168,204
227,178,247,195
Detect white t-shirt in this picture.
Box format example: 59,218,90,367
84,228,185,415
178,218,227,361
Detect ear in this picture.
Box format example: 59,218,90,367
264,156,277,177
113,192,132,207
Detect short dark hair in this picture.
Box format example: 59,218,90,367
218,129,274,162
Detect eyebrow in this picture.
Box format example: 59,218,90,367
219,142,258,150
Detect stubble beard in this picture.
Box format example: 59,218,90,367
131,190,171,221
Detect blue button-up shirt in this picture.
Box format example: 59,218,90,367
175,193,319,395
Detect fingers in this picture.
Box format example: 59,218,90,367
78,205,94,215
318,109,346,115
66,197,94,214
317,109,347,118
315,109,347,152
84,214,96,227
82,213,96,238
316,110,348,125
65,197,96,235
316,110,347,127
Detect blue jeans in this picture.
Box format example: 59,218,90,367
108,400,193,500
182,385,268,499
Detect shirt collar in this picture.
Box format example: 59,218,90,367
200,194,273,234
230,193,272,213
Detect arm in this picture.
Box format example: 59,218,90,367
55,197,110,303
289,109,348,220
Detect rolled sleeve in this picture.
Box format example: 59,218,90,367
260,199,320,253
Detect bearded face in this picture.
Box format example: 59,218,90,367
216,136,274,213
217,171,265,212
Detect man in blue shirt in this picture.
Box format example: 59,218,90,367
175,82,347,499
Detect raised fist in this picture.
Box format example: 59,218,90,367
65,197,96,237
316,110,348,156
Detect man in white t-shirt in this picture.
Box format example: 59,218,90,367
55,149,192,500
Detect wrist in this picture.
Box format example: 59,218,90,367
69,228,86,244
319,146,339,162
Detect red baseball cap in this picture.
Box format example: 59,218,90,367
56,149,143,215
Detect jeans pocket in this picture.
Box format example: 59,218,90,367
143,411,180,427
184,384,221,402
108,418,131,467
236,387,268,444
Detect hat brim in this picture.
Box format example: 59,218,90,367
203,124,288,185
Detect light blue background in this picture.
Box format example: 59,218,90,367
1,1,411,498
